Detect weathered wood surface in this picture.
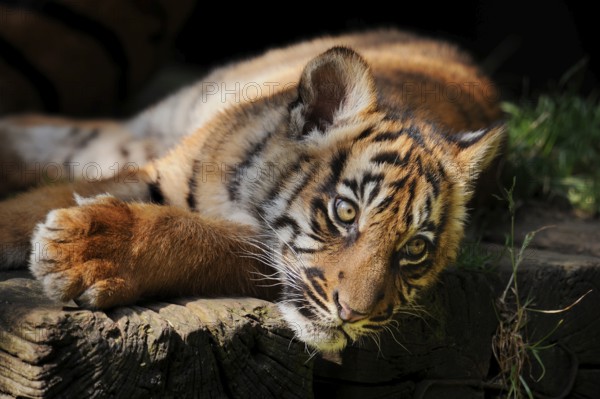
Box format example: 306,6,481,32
0,277,313,399
1,209,600,398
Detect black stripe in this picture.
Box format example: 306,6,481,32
186,160,201,211
356,127,375,141
0,34,59,111
402,180,418,226
306,268,328,301
148,173,165,204
396,286,408,305
401,260,432,280
308,233,326,243
305,267,325,280
371,151,409,167
282,163,319,210
370,304,394,322
284,290,318,320
3,1,131,100
374,177,408,214
424,166,440,198
390,176,409,191
385,303,394,318
291,246,321,254
406,179,417,200
414,156,424,177
309,214,325,236
361,324,382,331
148,182,165,204
265,157,304,202
375,195,395,214
304,285,330,313
405,212,414,228
311,197,338,236
425,197,434,220
323,149,348,190
258,157,319,222
273,215,301,236
359,173,384,203
341,178,359,197
298,304,318,319
367,184,382,206
372,129,404,142
435,201,449,244
227,131,273,202
423,221,436,232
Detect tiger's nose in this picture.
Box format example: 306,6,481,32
334,292,369,323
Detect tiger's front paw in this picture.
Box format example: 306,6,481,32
30,194,140,308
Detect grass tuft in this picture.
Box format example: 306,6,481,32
503,94,600,214
490,179,590,398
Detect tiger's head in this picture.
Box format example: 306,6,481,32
260,47,504,353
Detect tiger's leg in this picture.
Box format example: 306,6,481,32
0,167,153,269
0,109,202,270
0,115,159,196
28,195,274,308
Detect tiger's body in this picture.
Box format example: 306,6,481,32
0,29,504,353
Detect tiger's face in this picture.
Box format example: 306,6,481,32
262,47,504,352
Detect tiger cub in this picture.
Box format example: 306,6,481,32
0,29,504,352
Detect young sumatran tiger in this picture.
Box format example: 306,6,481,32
0,30,504,353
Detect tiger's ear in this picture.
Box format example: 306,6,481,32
290,47,377,136
447,124,507,184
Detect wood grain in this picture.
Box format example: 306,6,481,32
1,247,599,398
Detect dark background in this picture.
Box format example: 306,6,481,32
173,1,597,101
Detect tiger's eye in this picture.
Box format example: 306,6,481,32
404,238,427,257
335,198,357,223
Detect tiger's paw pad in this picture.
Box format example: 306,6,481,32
29,194,137,308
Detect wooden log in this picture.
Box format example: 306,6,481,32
1,240,599,398
0,277,313,399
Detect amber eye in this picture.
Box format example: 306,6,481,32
404,238,427,257
335,198,357,224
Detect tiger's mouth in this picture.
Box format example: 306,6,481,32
309,324,352,352
337,325,355,342
320,324,355,344
277,301,382,353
